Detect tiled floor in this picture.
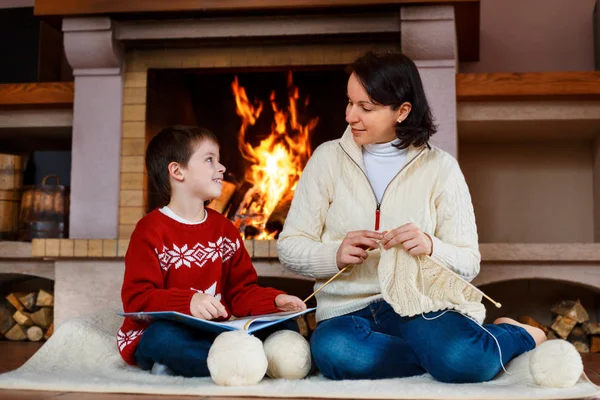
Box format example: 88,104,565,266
0,341,598,399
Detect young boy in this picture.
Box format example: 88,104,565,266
117,125,306,377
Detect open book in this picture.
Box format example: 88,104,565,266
119,307,315,335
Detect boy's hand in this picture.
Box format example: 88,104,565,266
275,294,307,312
190,293,228,320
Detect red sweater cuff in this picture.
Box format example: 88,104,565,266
252,288,286,315
166,289,196,315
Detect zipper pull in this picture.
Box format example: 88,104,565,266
375,203,381,231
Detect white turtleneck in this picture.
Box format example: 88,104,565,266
159,206,207,225
362,139,408,203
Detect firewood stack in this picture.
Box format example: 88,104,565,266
0,290,54,342
519,300,599,353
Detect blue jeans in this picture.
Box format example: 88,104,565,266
135,319,298,378
310,301,535,383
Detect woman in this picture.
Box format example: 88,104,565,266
277,51,545,383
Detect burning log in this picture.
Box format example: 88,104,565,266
228,73,317,239
227,181,254,221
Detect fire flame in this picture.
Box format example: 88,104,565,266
231,72,318,239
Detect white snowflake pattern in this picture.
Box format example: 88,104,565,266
221,237,240,262
117,329,144,351
167,244,196,269
191,281,222,302
155,236,240,271
155,245,172,270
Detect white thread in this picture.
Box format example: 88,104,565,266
417,256,511,375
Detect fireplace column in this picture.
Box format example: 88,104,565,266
63,18,123,238
401,6,458,157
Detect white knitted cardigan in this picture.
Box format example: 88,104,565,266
278,126,485,323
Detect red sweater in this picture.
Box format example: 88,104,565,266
117,208,284,365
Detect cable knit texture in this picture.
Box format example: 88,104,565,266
278,126,485,323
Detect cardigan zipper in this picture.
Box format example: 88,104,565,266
339,144,427,231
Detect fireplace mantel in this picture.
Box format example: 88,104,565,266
34,0,480,62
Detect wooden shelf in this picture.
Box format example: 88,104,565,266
456,72,600,143
479,243,600,263
0,82,74,108
5,239,599,263
456,72,600,101
0,83,74,153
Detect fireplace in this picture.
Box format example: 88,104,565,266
31,3,598,331
115,33,403,240
145,67,349,238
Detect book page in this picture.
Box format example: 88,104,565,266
244,309,315,331
214,310,303,331
120,308,315,333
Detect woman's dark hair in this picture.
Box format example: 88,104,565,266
348,51,437,149
146,125,218,207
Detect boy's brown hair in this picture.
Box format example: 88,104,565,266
146,125,218,207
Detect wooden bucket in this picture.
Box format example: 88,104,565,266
0,189,21,240
0,154,24,190
19,175,69,241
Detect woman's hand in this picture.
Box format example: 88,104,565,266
336,230,383,269
275,294,307,312
190,293,228,320
381,223,433,256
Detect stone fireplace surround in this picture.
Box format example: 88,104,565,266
12,4,599,326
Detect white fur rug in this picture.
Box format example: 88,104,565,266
0,310,598,399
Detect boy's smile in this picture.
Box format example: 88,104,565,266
182,139,226,202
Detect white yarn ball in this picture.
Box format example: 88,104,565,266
263,330,311,380
207,331,267,386
530,340,583,388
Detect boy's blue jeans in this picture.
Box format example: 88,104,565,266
134,318,298,378
310,301,535,383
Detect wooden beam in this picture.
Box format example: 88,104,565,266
34,0,480,62
34,0,478,15
457,72,600,101
0,82,74,107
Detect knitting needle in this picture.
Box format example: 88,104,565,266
302,246,502,309
425,255,502,308
303,265,351,303
303,247,377,303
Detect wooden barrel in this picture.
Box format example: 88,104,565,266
0,189,21,240
18,175,69,241
0,154,24,190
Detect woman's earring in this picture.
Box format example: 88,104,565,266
397,119,403,124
